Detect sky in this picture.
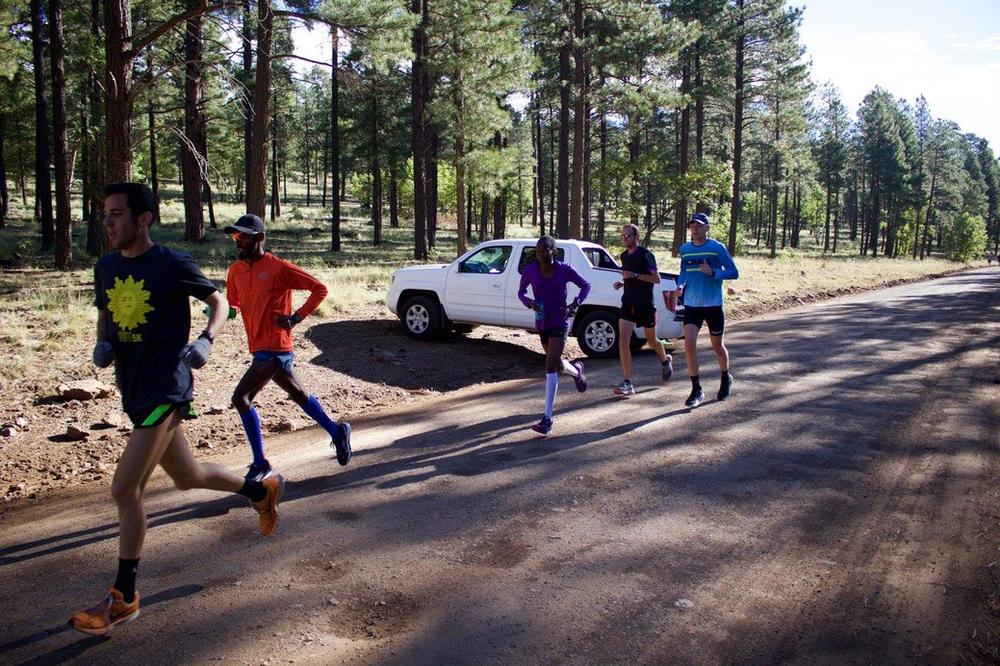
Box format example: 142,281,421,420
290,0,1000,148
799,0,1000,148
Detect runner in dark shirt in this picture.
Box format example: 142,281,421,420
69,183,283,637
612,223,674,396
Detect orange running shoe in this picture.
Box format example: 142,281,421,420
68,588,140,635
253,474,284,536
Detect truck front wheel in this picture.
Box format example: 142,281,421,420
401,295,443,340
576,310,619,359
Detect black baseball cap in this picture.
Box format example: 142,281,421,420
689,213,710,226
224,214,265,235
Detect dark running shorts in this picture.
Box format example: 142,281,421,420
253,350,295,373
127,401,196,429
620,302,657,329
683,305,726,336
538,327,568,345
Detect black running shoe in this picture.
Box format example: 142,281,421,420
684,387,705,408
718,373,733,401
530,415,553,435
245,461,274,483
331,422,352,466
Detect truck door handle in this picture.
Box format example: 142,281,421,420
492,284,502,290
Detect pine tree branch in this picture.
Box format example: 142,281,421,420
130,2,234,58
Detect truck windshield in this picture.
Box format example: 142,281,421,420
459,246,513,274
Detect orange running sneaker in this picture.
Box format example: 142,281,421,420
253,474,284,536
68,588,140,635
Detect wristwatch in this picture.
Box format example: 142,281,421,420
198,330,215,344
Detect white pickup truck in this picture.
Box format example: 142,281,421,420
386,239,684,358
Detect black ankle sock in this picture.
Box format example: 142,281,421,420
238,479,268,503
115,558,140,603
690,375,701,391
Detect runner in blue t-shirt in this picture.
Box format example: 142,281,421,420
673,213,739,407
517,236,592,435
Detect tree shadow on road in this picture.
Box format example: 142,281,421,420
304,318,548,392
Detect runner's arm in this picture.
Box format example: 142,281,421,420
674,254,687,296
96,309,109,343
202,290,229,341
280,260,329,319
567,265,592,305
225,266,241,314
518,270,534,309
713,244,739,280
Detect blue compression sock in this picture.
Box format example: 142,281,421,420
301,395,341,439
240,407,266,465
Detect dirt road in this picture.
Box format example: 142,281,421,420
2,268,999,666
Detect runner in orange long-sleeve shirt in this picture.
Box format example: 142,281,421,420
225,214,352,481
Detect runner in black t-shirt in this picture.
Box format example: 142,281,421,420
612,224,673,396
69,183,284,636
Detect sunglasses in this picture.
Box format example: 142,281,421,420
232,232,258,241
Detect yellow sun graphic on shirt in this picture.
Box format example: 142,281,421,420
106,275,154,331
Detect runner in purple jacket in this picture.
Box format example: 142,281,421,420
517,236,592,435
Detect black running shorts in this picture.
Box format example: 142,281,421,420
683,305,725,336
620,302,657,329
127,401,196,429
538,327,568,345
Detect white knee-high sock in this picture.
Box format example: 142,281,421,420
560,358,579,377
544,372,558,419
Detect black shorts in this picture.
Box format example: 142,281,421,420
127,401,196,429
683,306,726,336
538,327,568,345
620,302,657,329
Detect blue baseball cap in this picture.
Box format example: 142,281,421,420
689,213,710,226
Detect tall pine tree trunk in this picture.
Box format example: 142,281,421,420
104,0,134,182
598,83,607,246
582,85,592,241
242,0,253,199
530,102,538,229
534,105,545,236
247,0,272,217
371,95,381,246
389,162,399,229
182,0,206,241
0,112,9,227
673,59,691,256
50,0,72,269
429,129,439,247
330,27,341,250
556,5,571,239
410,0,428,259
148,100,159,196
568,0,585,239
85,0,106,255
322,141,328,208
31,0,54,248
728,0,746,255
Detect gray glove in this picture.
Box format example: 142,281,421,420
93,341,114,368
179,336,212,369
